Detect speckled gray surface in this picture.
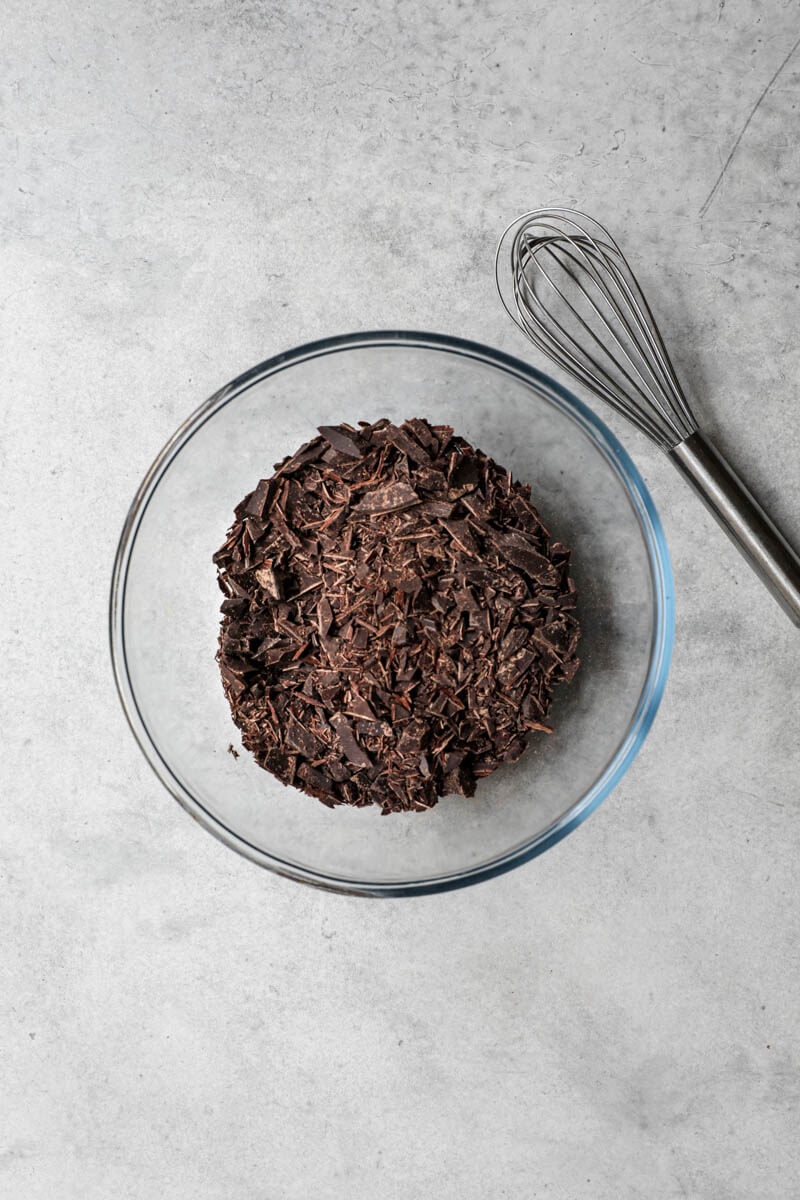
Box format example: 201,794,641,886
3,2,800,1196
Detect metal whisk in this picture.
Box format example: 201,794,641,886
495,208,800,626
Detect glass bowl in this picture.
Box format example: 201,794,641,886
110,331,673,896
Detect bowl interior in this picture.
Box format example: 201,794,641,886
115,336,670,892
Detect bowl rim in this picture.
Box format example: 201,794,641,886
110,329,674,896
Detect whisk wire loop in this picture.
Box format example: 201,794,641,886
524,241,672,427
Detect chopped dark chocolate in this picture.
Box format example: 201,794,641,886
214,417,580,814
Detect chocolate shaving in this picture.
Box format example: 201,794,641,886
214,417,580,814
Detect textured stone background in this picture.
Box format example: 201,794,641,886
2,2,799,1197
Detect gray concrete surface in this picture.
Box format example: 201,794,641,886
3,1,800,1196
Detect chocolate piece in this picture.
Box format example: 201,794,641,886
404,418,439,453
372,422,431,465
450,453,481,492
245,478,274,520
352,481,420,516
441,519,478,556
347,690,378,721
220,596,249,618
286,716,321,759
317,425,364,458
331,713,372,769
254,565,284,600
492,528,560,585
214,417,580,814
297,762,334,796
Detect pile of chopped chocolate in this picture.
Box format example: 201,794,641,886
214,418,579,814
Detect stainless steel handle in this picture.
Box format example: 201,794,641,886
669,431,800,627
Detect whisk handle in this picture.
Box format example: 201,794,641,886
669,431,800,627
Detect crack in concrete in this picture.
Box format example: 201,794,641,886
699,31,800,218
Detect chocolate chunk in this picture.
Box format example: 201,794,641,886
460,492,491,522
254,565,284,600
245,478,274,520
330,713,372,769
317,596,334,638
353,481,421,515
286,716,321,759
396,718,427,757
347,690,378,721
315,670,341,703
221,596,249,618
214,417,580,814
442,763,475,797
450,453,481,491
441,519,478,556
274,440,326,477
391,621,408,646
297,762,334,794
318,425,364,458
219,663,246,699
421,499,456,519
442,749,467,773
492,529,560,584
404,418,439,453
374,423,431,465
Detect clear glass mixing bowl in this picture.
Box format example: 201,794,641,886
110,331,673,895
